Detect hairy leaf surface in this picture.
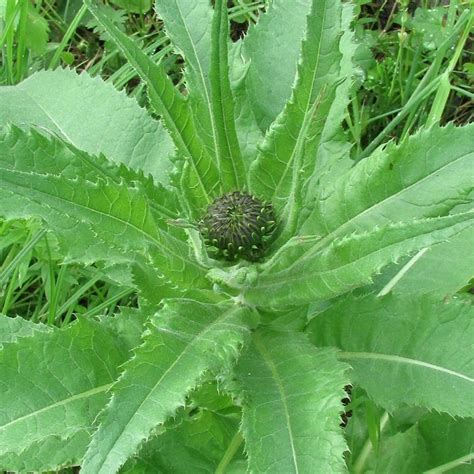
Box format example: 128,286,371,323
0,69,174,183
308,294,474,416
0,432,91,472
81,300,256,474
209,0,245,190
86,0,219,213
154,0,218,161
0,314,51,346
0,127,208,289
0,318,128,467
0,125,181,222
241,0,312,129
250,0,343,240
235,330,349,473
384,227,474,296
302,124,474,237
244,212,473,306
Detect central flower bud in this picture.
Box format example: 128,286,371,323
200,191,276,262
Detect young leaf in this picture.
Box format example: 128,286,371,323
250,0,343,240
311,2,356,183
85,0,220,213
209,0,245,190
307,294,474,416
228,43,264,171
0,127,208,289
243,212,473,307
234,329,349,473
154,0,218,160
0,318,129,468
81,300,257,474
301,123,474,237
0,69,175,184
240,0,312,129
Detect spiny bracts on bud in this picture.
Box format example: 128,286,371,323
199,191,276,262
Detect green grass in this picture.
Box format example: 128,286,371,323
348,0,473,156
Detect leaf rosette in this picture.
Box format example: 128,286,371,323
0,0,472,472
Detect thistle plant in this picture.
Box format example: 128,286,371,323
0,1,472,473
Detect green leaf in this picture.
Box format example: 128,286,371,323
417,413,474,472
209,0,245,190
234,329,349,473
382,226,474,296
85,0,219,213
301,124,474,237
153,0,218,160
244,212,473,307
81,300,256,474
0,126,208,289
0,318,129,470
240,0,312,130
366,423,429,474
0,69,174,184
0,314,51,346
360,413,474,474
110,0,152,13
307,294,474,416
121,409,243,473
312,3,356,183
0,124,185,242
0,432,91,472
250,0,343,240
25,4,49,56
228,42,264,171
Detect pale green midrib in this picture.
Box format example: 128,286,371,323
22,89,75,145
1,169,205,273
213,20,242,189
90,306,245,472
423,452,474,474
0,383,112,434
285,148,473,272
269,0,329,202
175,1,218,147
255,217,471,290
254,333,299,474
337,351,474,382
4,124,179,222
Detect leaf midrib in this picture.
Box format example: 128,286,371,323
0,383,112,435
284,150,473,271
254,332,300,474
174,1,219,157
89,306,245,472
338,351,474,382
271,0,328,202
1,169,205,274
256,215,472,289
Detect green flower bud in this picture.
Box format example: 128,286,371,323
200,191,276,262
